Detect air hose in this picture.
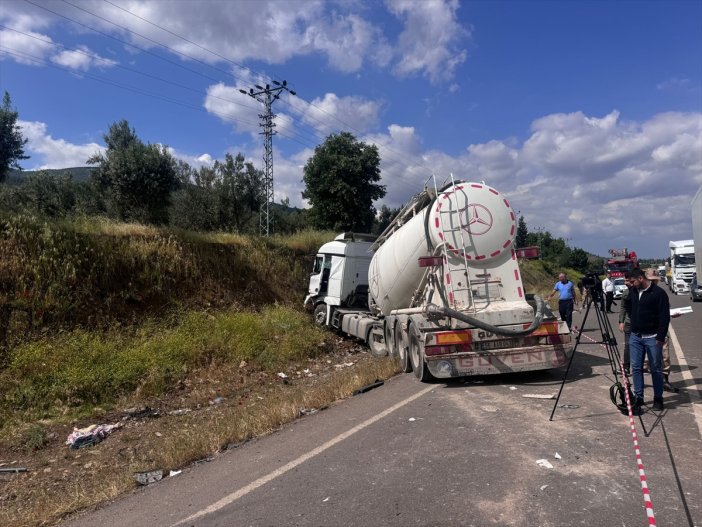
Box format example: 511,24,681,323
425,294,547,337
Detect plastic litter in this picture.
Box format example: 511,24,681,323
536,459,554,469
134,470,163,485
276,372,288,379
522,394,556,399
168,408,191,416
169,470,182,477
408,417,416,422
554,453,561,459
66,423,123,449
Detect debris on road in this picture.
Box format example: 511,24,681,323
536,459,554,469
353,379,384,395
558,404,580,409
169,470,182,477
134,470,163,486
167,408,192,416
554,453,562,459
276,372,288,379
408,417,417,422
66,423,123,449
123,406,160,420
0,467,28,473
522,394,556,399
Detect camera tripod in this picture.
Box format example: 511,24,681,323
549,285,644,429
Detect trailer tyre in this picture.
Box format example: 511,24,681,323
409,324,433,382
368,326,388,358
395,321,412,373
384,319,396,357
313,303,327,326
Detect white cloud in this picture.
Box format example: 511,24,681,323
50,45,118,71
290,93,383,136
1,0,468,85
19,120,104,169
0,28,54,65
386,0,469,83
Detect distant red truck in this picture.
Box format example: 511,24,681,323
605,248,638,278
515,246,540,259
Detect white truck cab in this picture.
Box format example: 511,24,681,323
304,233,376,325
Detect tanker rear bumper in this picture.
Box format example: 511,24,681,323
425,345,572,378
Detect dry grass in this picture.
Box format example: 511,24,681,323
0,353,399,527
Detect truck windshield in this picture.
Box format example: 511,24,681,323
674,254,695,265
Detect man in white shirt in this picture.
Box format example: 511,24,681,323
602,273,615,313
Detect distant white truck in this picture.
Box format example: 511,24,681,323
668,239,695,295
691,186,702,301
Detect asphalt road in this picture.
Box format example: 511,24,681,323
63,289,701,527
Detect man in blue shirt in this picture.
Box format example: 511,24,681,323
547,273,578,331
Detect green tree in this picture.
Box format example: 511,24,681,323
88,120,179,224
515,215,528,248
214,153,263,232
0,91,30,182
372,204,402,235
567,247,589,272
302,132,385,232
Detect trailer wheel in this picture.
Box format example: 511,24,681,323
313,303,327,326
368,326,388,358
395,321,412,373
409,324,433,382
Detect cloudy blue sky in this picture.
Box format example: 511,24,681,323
1,0,701,258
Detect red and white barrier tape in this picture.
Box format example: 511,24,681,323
574,326,656,525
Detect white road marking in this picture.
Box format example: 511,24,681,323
668,324,702,436
173,384,436,526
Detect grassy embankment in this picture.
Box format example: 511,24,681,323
0,215,570,527
0,215,399,527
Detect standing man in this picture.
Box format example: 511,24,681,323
602,272,615,313
547,273,578,331
626,268,670,413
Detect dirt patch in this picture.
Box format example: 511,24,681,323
0,342,400,527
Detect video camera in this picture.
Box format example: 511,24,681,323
580,271,602,290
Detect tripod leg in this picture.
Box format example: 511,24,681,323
549,300,592,420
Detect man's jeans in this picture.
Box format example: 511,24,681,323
630,333,663,400
558,299,574,330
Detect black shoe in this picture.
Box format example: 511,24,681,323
633,397,644,416
652,397,664,411
662,379,679,393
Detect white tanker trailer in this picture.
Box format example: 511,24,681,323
304,177,572,381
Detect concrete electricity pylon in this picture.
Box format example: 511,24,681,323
239,80,296,236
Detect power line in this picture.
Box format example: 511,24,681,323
0,46,317,152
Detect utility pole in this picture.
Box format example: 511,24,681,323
239,80,296,236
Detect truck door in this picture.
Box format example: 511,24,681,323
308,255,332,296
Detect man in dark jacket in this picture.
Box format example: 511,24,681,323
626,268,670,412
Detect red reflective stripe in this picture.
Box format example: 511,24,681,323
489,188,498,195
518,286,523,297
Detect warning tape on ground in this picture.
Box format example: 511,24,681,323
574,326,657,525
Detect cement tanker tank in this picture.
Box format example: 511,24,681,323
368,181,521,315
